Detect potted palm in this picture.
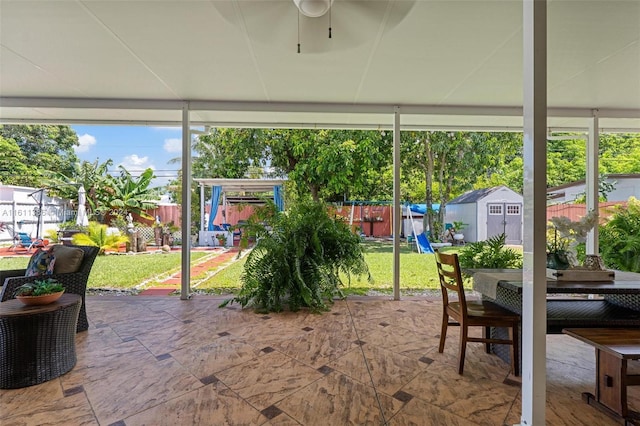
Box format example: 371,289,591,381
14,278,65,306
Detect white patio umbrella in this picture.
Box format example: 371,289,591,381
76,185,89,227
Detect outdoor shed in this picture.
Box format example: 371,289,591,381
446,186,523,244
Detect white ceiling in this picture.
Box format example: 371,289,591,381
0,0,639,131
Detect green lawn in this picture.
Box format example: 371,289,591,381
1,242,460,293
196,241,462,295
0,252,207,289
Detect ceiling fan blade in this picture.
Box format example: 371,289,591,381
212,0,416,54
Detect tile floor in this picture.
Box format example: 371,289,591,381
1,294,638,425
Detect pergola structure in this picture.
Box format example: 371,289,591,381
193,178,286,245
1,1,639,424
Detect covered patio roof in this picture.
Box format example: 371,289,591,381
0,1,638,131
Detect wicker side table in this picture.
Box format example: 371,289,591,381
0,293,82,389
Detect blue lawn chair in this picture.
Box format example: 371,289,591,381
11,232,45,253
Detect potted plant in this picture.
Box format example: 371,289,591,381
221,200,370,313
452,220,468,244
14,278,65,305
217,233,228,247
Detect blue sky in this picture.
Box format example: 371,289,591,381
71,125,183,187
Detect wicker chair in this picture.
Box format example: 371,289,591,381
0,245,99,332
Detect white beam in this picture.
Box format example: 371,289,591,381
586,113,600,254
3,96,638,119
520,0,547,424
181,103,192,301
393,107,401,301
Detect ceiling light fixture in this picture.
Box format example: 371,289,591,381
294,0,333,53
293,0,334,18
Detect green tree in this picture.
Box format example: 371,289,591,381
0,125,79,186
0,136,30,185
265,129,391,201
401,131,521,240
44,159,114,218
193,128,265,179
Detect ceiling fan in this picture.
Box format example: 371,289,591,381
212,0,416,54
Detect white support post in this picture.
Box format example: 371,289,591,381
586,113,599,254
200,184,205,232
393,107,401,301
181,102,192,301
520,0,547,424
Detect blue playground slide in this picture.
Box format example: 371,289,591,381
415,232,434,254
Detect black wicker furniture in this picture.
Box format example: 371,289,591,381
0,293,81,389
0,245,99,332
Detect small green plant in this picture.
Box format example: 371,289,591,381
14,278,64,297
453,221,468,232
71,221,129,254
458,233,523,269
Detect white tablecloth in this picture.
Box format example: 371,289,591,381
472,271,523,299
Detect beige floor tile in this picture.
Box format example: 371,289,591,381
272,328,360,369
134,321,223,356
329,345,429,396
83,353,203,425
215,350,324,411
360,324,441,360
170,338,264,378
277,371,404,425
0,389,97,426
124,381,270,426
387,396,480,426
401,362,517,425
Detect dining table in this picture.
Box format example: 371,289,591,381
463,268,640,369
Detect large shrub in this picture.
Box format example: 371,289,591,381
599,198,640,272
458,233,523,269
222,200,370,313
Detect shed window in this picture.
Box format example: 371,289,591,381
488,205,503,215
506,205,520,215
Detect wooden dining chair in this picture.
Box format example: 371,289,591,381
434,250,521,376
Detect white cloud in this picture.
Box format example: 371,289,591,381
119,154,154,172
118,155,177,188
152,126,181,131
164,138,182,153
75,133,97,153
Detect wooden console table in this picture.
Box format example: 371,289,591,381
0,294,82,388
563,328,640,424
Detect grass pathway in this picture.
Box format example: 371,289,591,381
138,248,241,295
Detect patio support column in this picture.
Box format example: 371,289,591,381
181,102,192,300
200,184,205,232
586,112,599,254
393,107,401,301
520,0,547,424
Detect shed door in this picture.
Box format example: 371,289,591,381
486,204,505,239
486,203,523,244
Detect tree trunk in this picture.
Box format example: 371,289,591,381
310,184,320,202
